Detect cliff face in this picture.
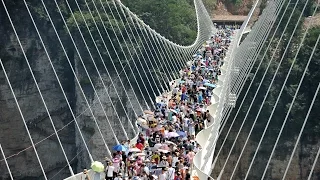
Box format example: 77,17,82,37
0,1,76,179
211,1,320,177
0,1,142,179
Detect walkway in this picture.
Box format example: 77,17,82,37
73,26,236,180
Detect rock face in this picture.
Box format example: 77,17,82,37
0,1,144,179
212,130,320,180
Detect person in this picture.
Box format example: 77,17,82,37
173,172,182,180
142,163,150,175
105,162,115,180
185,168,191,180
140,171,148,180
158,168,167,180
167,164,175,180
158,156,169,167
81,169,91,180
114,173,123,180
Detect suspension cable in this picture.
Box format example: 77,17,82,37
44,0,116,157
244,4,319,179
260,28,320,180
230,1,311,178
307,145,320,180
0,56,47,179
100,0,150,110
212,0,287,169
112,0,158,99
133,18,166,93
220,0,306,176
83,0,140,133
152,32,181,80
147,29,174,83
118,5,162,96
0,143,13,180
64,0,129,141
105,0,154,109
282,48,320,180
91,0,145,115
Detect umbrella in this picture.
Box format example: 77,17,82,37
134,152,146,157
160,144,170,150
91,161,104,173
204,82,216,88
158,149,170,153
129,147,142,152
113,144,127,151
144,110,154,115
164,141,176,146
179,80,185,84
154,143,163,149
199,87,207,90
112,157,121,164
177,131,187,137
137,117,147,124
166,132,180,138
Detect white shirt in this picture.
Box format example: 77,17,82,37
114,177,123,180
159,172,167,180
158,160,169,167
167,167,175,180
143,166,150,175
172,115,177,123
106,165,114,177
184,118,190,127
172,157,179,167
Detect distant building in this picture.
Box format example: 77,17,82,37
212,15,247,26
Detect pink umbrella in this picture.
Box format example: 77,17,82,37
160,144,170,150
112,157,120,163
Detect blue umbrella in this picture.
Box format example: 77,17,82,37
204,82,216,88
113,144,127,151
177,131,187,137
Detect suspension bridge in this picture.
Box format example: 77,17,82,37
0,0,319,179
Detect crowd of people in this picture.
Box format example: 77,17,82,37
81,25,235,180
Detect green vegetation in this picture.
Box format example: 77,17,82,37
121,0,197,45
202,0,217,14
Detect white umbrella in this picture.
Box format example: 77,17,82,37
137,117,147,124
199,87,207,90
134,152,146,157
166,132,180,138
144,110,154,115
164,141,176,145
129,147,141,152
158,149,170,153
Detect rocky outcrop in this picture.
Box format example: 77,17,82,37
0,1,144,179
